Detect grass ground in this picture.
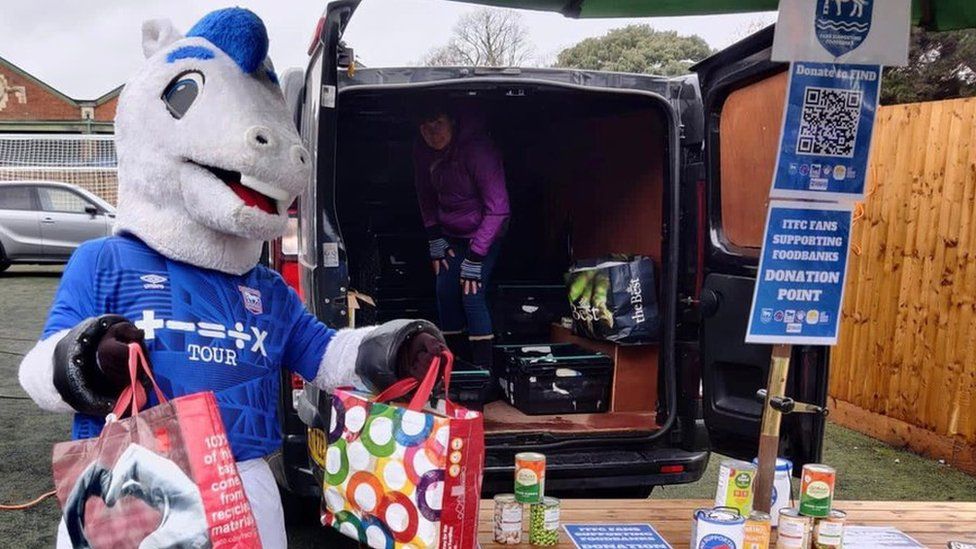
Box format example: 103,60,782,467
1,265,974,547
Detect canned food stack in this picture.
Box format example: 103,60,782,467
775,463,845,549
697,459,844,549
494,452,562,546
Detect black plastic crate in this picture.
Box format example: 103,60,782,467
494,343,613,415
443,359,494,411
490,284,570,342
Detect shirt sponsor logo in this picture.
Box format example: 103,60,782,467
239,286,263,315
140,274,167,290
134,310,268,357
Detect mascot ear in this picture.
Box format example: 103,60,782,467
142,19,183,59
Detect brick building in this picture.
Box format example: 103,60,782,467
0,55,120,133
0,54,121,202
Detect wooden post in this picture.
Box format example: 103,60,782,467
753,343,792,513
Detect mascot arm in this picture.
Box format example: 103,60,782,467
284,299,445,393
19,242,103,413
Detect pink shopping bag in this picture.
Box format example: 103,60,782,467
52,343,261,548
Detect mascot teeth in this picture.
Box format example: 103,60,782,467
193,162,289,215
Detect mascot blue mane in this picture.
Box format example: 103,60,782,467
113,7,308,275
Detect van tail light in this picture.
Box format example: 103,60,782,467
291,373,305,410
307,17,325,55
661,464,685,474
281,260,303,299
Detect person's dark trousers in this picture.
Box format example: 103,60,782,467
435,238,500,367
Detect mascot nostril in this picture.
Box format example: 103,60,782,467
19,6,449,549
291,145,308,166
246,126,275,149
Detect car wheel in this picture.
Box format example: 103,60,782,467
0,244,10,272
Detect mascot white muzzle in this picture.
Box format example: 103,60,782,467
115,9,309,274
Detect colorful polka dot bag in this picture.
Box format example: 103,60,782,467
320,353,485,548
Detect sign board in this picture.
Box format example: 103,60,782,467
746,201,853,345
843,526,925,548
564,524,672,549
772,0,911,66
770,62,881,202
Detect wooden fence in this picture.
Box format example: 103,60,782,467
829,97,976,473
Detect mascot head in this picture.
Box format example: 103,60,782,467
114,8,310,275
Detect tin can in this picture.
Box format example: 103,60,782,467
493,494,523,545
715,458,758,516
529,497,560,546
693,507,745,549
813,509,847,549
799,464,836,518
752,457,794,527
515,452,546,503
776,509,813,549
744,511,771,549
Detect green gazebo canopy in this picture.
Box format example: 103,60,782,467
449,0,974,32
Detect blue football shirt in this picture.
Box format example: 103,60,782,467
42,234,335,461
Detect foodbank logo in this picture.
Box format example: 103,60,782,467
815,0,873,57
700,534,735,549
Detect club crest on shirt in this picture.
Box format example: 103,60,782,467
239,285,263,315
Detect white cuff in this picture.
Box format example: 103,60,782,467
18,330,74,413
311,326,377,392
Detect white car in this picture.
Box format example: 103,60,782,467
0,181,115,271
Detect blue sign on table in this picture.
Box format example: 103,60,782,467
771,62,881,202
746,201,853,345
564,524,672,549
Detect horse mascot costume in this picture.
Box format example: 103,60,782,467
18,8,447,547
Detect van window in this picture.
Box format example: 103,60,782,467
38,187,94,214
718,71,787,249
0,186,34,211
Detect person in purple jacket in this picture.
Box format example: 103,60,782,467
413,106,510,367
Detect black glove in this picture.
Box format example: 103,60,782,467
354,319,446,392
53,315,147,415
96,322,146,389
397,332,448,384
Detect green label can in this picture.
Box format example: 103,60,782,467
799,464,836,518
714,458,757,516
515,452,546,503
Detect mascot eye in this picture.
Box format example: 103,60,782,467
162,71,204,119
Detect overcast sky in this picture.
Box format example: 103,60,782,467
0,0,775,99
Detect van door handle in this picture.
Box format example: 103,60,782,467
41,217,55,224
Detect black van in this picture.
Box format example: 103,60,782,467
271,1,830,501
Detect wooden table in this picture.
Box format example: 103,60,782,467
477,499,976,547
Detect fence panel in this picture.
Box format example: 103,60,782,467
831,97,976,449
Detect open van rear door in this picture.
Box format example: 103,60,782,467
691,27,829,469
299,0,360,326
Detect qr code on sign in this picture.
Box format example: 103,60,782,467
795,86,863,158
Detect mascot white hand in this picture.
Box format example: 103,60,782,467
17,8,447,548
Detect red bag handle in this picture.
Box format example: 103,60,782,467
111,342,167,419
372,350,455,412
